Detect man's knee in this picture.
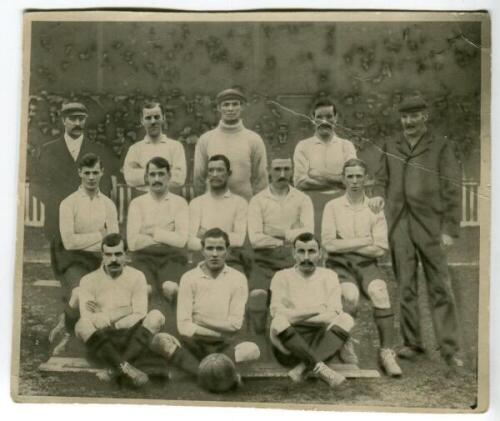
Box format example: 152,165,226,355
270,314,291,336
150,332,180,359
328,312,355,333
248,289,268,311
142,309,165,334
162,281,179,303
341,282,360,315
367,279,391,309
68,287,80,309
234,341,260,363
74,318,96,342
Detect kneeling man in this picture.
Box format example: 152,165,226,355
177,228,260,365
75,233,200,387
322,158,401,377
269,232,354,388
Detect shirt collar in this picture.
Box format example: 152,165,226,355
64,132,84,145
312,132,339,145
144,133,168,144
196,262,230,279
264,185,297,200
208,189,232,198
77,186,101,198
148,190,170,201
340,193,368,209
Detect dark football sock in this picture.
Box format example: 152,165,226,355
122,326,153,362
277,327,319,367
169,347,200,377
373,307,395,349
64,305,80,332
86,330,124,369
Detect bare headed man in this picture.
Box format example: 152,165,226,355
322,158,402,377
269,232,354,388
247,157,314,333
177,228,260,364
124,101,186,194
127,157,189,304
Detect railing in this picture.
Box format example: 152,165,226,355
23,180,481,228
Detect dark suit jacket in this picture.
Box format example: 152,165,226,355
373,132,462,239
30,136,114,239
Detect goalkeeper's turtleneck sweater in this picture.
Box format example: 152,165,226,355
193,119,268,201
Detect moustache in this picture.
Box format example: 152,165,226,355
278,177,288,182
315,121,334,129
108,263,121,268
300,260,314,266
152,182,163,187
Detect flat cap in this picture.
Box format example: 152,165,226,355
216,88,246,104
61,101,88,116
398,96,427,113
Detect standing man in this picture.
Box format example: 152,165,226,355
193,88,268,201
322,158,402,377
177,228,260,364
75,233,200,387
269,232,354,388
127,157,189,306
48,153,120,354
124,101,186,195
247,157,314,333
32,102,114,284
372,96,463,368
293,99,357,237
188,154,249,275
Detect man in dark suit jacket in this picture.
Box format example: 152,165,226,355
31,102,113,292
372,96,463,369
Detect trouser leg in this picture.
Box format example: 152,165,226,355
390,216,422,350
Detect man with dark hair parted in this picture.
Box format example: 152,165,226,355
124,101,186,195
269,232,354,388
75,233,200,387
322,158,402,377
48,152,119,355
193,88,268,201
177,228,260,368
247,157,314,333
127,156,189,306
188,154,249,275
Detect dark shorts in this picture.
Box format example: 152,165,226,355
181,335,236,361
130,244,188,290
250,246,294,291
325,253,384,297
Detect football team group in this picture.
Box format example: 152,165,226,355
31,87,464,393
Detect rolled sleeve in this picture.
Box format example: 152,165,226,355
293,143,312,188
169,143,187,188
269,272,286,318
177,274,198,337
372,211,389,250
227,276,248,330
321,201,338,249
123,145,147,188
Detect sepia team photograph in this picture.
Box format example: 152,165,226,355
9,9,491,413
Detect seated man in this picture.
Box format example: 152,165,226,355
127,156,189,304
269,232,354,388
49,152,119,354
247,157,314,333
322,158,402,377
177,228,260,365
75,233,200,387
188,154,249,276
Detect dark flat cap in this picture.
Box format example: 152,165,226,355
61,102,88,115
398,96,427,113
216,88,246,103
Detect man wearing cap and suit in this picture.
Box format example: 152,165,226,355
372,95,464,369
193,88,268,201
32,101,114,288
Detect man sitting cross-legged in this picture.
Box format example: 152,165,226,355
127,156,189,304
177,228,260,367
75,233,200,387
322,158,402,377
269,232,354,388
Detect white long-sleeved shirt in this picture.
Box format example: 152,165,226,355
127,191,188,251
188,190,247,251
293,134,356,189
193,120,268,200
59,188,119,252
177,264,248,338
321,194,389,251
270,266,342,319
79,266,148,330
247,186,314,249
123,134,186,191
